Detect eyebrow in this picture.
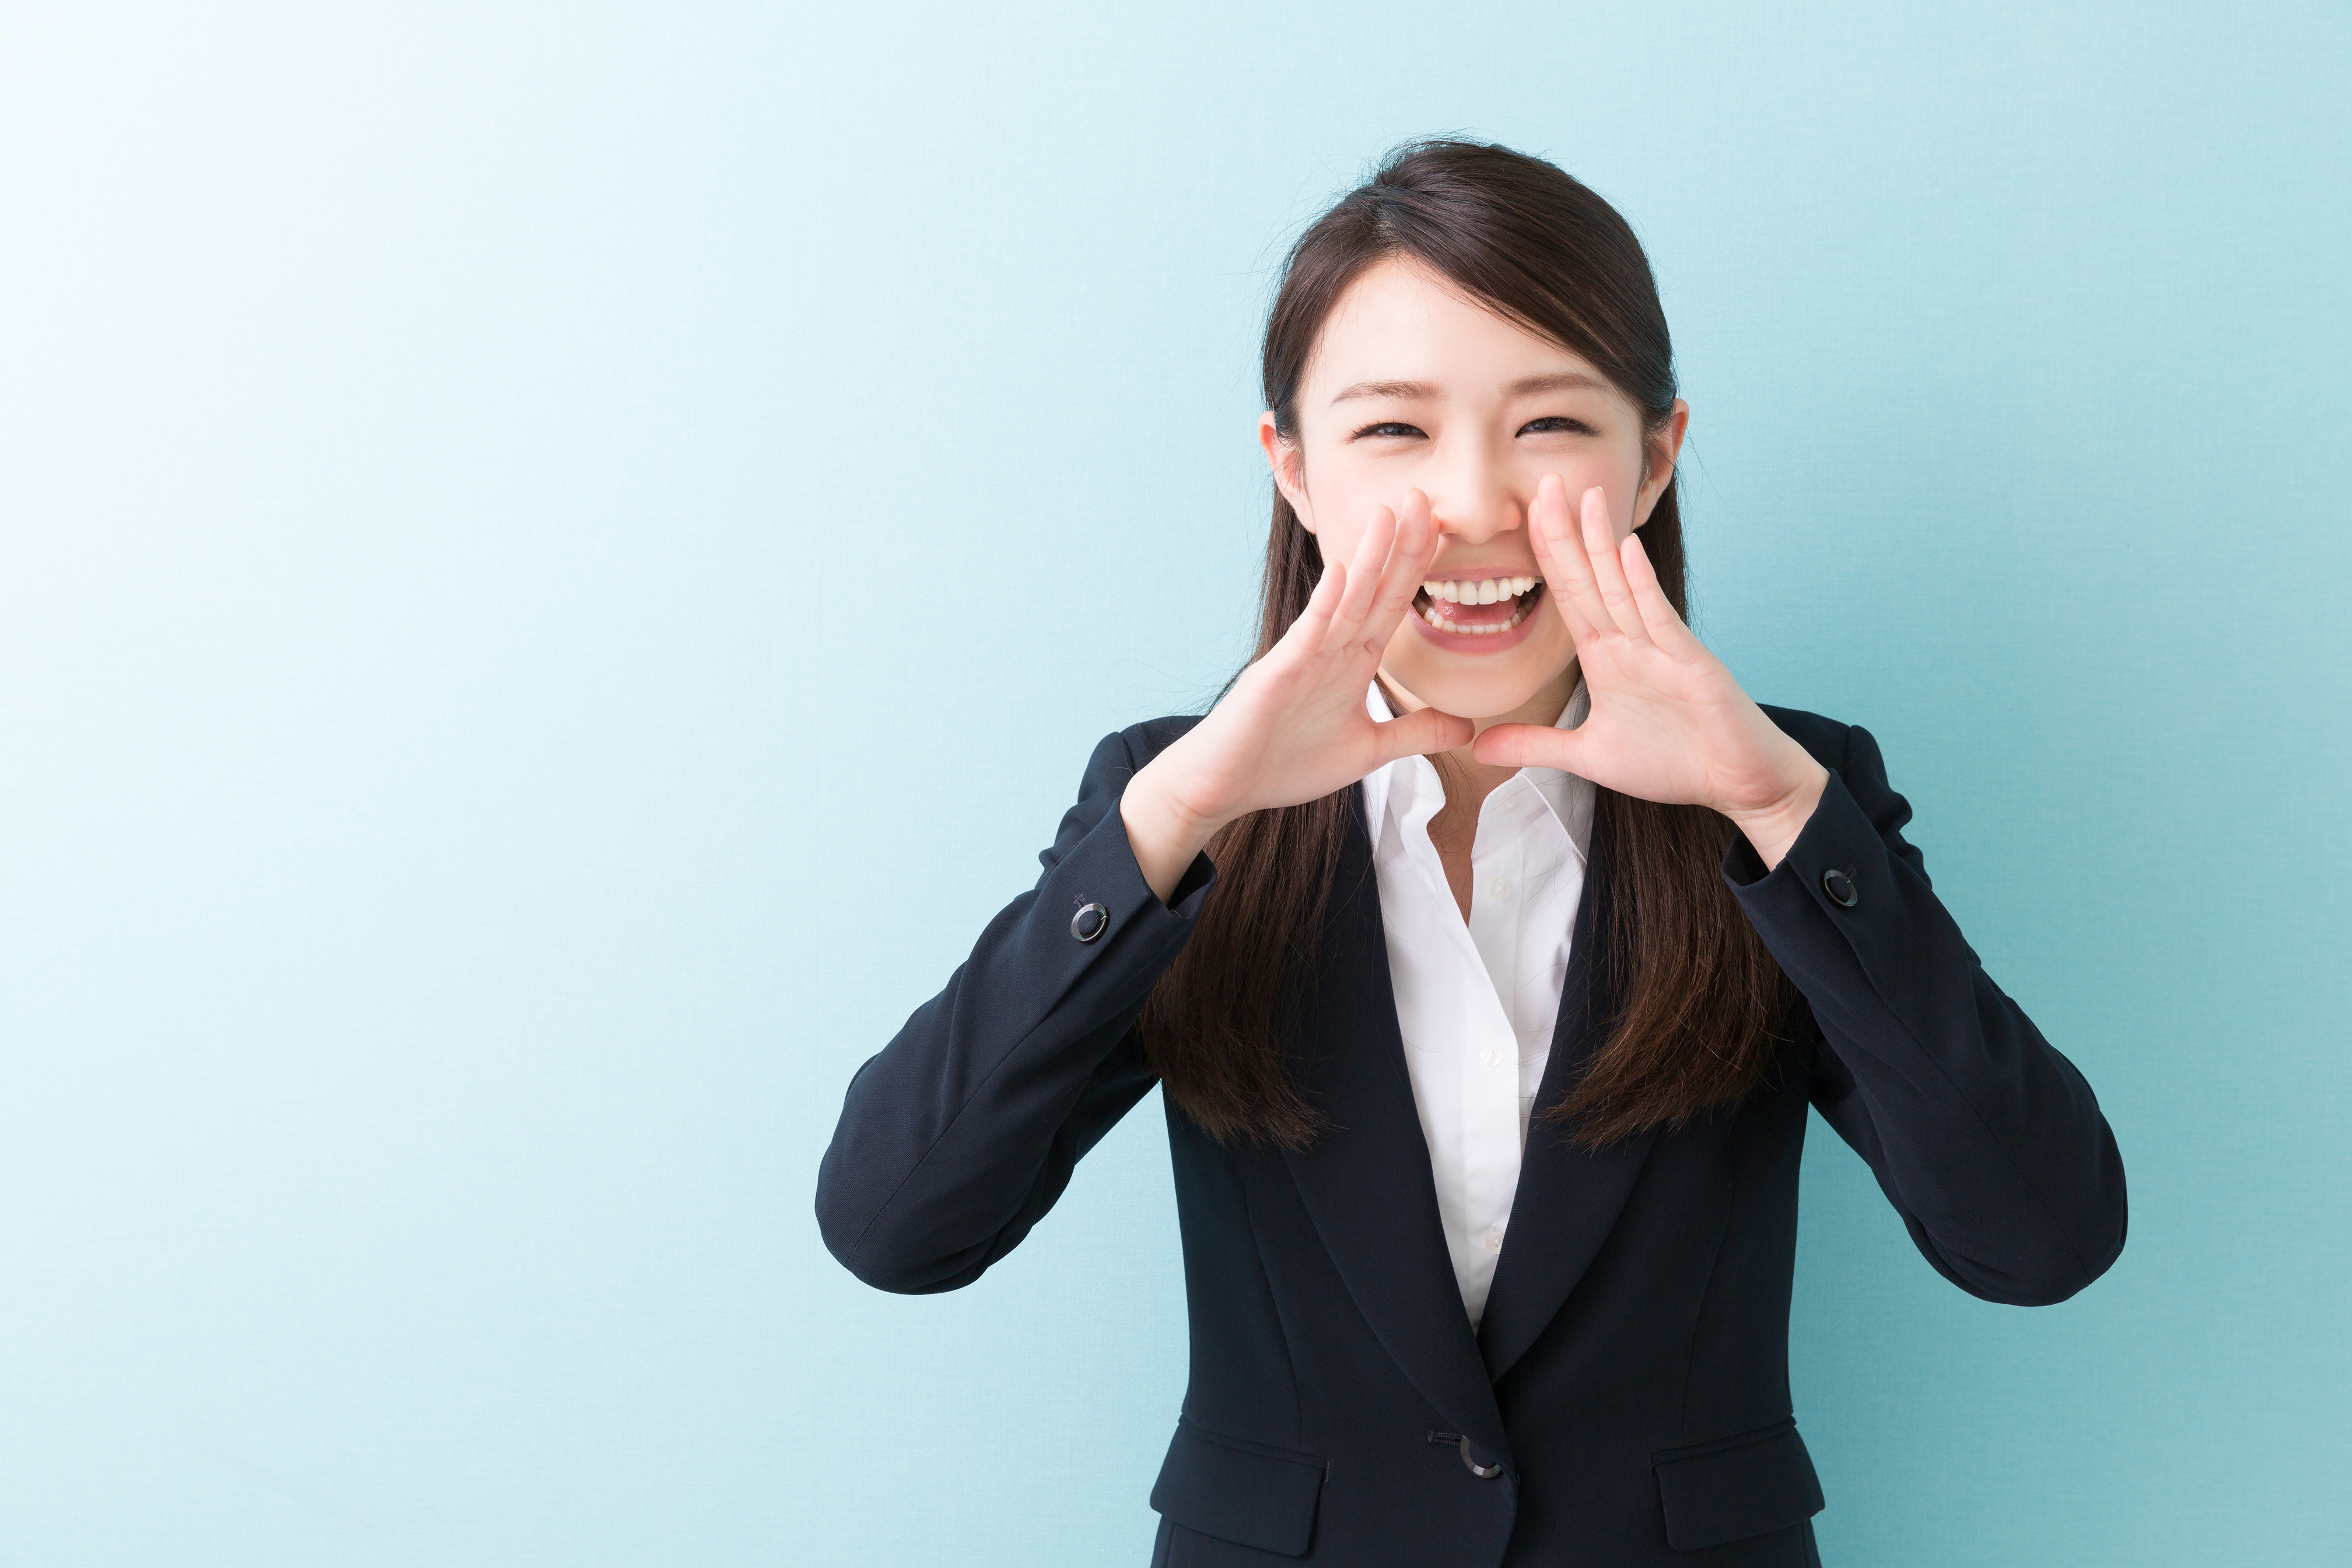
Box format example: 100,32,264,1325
1504,371,1611,397
1329,379,1439,405
1327,371,1612,406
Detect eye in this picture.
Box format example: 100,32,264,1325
1518,415,1598,437
1349,421,1427,441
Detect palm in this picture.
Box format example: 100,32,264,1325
1474,477,1817,822
1159,492,1472,828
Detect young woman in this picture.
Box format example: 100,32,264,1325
815,141,2126,1567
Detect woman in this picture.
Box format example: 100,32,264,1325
814,141,2126,1566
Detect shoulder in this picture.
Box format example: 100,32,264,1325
1072,712,1207,797
1126,712,1207,762
1042,713,1208,870
1757,703,1908,792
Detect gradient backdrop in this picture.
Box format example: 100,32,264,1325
3,3,2346,1564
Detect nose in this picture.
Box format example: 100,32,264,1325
1425,439,1524,544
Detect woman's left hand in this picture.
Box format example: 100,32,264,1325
1472,475,1829,869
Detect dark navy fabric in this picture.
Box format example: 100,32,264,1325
815,708,2127,1565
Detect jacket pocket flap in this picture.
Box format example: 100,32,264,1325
1149,1418,1327,1558
1651,1417,1825,1552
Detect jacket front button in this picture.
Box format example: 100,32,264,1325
1071,902,1109,942
1822,867,1859,908
1458,1437,1503,1479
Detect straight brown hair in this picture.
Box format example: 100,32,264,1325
1137,140,1797,1152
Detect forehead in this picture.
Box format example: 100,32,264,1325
1300,254,1615,404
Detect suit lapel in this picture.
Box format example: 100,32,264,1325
1476,800,1662,1384
1279,788,1513,1468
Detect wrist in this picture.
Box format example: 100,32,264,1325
1121,759,1231,905
1128,752,1233,846
1721,754,1829,872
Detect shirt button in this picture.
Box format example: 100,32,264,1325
1482,1046,1504,1068
1497,792,1522,813
1484,1224,1504,1253
1489,877,1513,902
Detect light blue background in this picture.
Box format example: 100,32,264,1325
2,3,2346,1564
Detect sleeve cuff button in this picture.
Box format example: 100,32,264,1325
1071,902,1110,942
1822,867,1859,908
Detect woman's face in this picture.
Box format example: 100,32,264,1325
1261,255,1687,724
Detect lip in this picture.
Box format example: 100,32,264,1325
1406,584,1545,656
1422,565,1541,589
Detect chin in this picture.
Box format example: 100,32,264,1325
1386,640,1573,723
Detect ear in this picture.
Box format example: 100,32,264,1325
1631,398,1690,530
1258,411,1315,533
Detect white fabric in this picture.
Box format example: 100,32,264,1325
1358,679,1595,1330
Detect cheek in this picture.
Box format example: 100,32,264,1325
1312,514,1367,570
1524,449,1647,536
1300,472,1378,564
1294,435,1405,542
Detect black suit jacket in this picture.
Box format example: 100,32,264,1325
815,708,2127,1566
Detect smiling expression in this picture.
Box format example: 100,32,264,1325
1261,256,1688,724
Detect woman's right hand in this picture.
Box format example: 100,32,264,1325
1121,490,1474,902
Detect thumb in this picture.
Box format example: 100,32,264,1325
1371,706,1474,766
1473,721,1583,772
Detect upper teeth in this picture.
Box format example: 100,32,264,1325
1422,576,1539,604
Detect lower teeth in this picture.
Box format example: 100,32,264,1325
1420,592,1536,636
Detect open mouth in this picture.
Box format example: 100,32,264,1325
1412,574,1545,637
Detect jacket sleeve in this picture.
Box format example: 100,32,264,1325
1723,721,2128,1306
814,725,1216,1294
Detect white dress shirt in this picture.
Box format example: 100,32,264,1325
1359,680,1596,1330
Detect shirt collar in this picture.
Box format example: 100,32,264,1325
1358,677,1595,857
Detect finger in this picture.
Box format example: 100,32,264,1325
1472,720,1585,772
1370,704,1474,766
1527,502,1598,646
1328,504,1395,645
1578,484,1651,645
1364,489,1440,645
1532,474,1616,644
1277,555,1345,663
1619,531,1702,655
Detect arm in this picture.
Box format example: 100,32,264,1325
814,724,1215,1294
1726,720,2128,1306
818,491,1466,1292
1469,479,2126,1305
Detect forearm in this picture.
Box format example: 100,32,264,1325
1728,741,2127,1303
816,733,1215,1291
1121,753,1230,905
1712,705,1835,871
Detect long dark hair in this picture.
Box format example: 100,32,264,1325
1137,140,1797,1152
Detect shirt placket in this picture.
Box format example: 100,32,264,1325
1460,794,1530,1277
